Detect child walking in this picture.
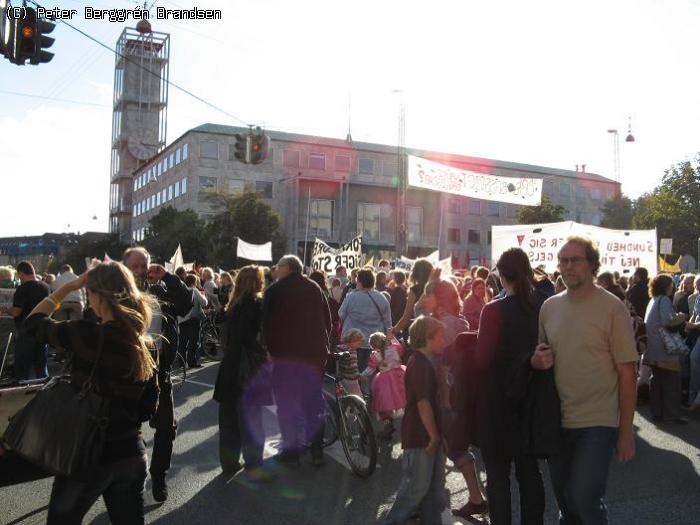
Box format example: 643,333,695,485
383,316,447,525
362,332,406,440
336,329,364,397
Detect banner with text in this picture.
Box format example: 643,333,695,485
394,250,453,276
311,235,363,274
408,155,543,206
491,221,657,275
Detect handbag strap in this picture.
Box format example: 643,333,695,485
365,290,388,330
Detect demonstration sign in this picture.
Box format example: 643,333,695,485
311,235,363,274
491,221,657,275
408,155,543,206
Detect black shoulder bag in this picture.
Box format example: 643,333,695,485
2,327,110,480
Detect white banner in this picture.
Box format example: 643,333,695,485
237,238,272,262
0,288,15,310
491,221,657,275
408,155,543,206
311,235,363,274
393,250,452,276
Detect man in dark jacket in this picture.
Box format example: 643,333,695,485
626,267,650,317
263,255,331,466
123,247,193,502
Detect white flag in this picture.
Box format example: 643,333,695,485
238,238,273,262
169,244,184,270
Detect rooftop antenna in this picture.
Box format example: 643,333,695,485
346,93,352,143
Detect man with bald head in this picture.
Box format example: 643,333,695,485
123,246,193,502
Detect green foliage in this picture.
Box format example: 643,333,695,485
517,195,566,225
142,207,208,264
600,194,634,229
60,234,129,272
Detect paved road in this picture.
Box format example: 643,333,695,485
2,361,700,525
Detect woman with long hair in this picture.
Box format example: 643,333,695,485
391,259,433,337
214,265,274,481
474,248,546,525
462,277,488,330
23,262,159,524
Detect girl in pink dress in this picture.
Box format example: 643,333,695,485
362,332,406,439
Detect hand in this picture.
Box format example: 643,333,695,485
531,343,554,370
429,268,442,283
147,264,167,282
71,272,88,290
616,428,635,462
425,437,440,456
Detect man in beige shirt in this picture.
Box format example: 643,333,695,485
532,236,638,525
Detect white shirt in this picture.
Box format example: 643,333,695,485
52,271,85,305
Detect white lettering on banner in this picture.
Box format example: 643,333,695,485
311,235,363,274
408,155,543,206
491,221,657,275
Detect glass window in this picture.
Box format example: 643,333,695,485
448,199,460,214
156,192,161,206
406,206,422,242
183,143,188,160
162,189,167,202
448,228,461,243
284,150,300,168
468,200,481,215
174,181,181,198
182,177,187,194
576,185,586,202
468,229,480,244
309,152,326,170
168,153,174,169
335,155,351,172
162,159,168,174
134,179,138,192
559,182,571,198
151,195,156,208
199,176,217,190
544,179,555,196
229,179,245,195
359,158,375,175
256,181,273,198
357,203,381,241
168,185,173,201
156,163,161,178
487,202,500,217
176,148,181,164
201,141,218,159
311,199,334,237
228,144,236,161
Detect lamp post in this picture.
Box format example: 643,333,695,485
607,117,635,184
392,89,406,257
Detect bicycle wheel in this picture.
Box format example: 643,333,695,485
321,389,339,448
170,352,187,387
338,395,377,477
201,320,222,361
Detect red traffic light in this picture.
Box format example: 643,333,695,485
21,25,34,39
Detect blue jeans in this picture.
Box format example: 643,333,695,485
547,427,617,525
688,339,700,405
13,333,48,380
383,449,446,525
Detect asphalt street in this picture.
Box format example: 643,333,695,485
2,361,700,525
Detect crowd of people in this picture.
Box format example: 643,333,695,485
1,236,699,524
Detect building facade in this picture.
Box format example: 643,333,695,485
129,124,621,267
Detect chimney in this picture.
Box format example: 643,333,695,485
581,164,586,173
575,164,579,172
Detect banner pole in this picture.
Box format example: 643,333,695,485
303,187,312,271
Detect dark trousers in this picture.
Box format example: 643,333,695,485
272,360,324,454
13,332,48,380
47,455,147,525
482,446,545,525
218,398,265,469
548,426,616,525
178,318,201,366
150,346,177,476
649,366,681,420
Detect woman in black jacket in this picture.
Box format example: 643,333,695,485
214,265,273,481
474,248,546,525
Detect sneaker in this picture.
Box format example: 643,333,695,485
151,472,168,502
452,500,489,518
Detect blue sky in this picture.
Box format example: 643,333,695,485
2,0,700,236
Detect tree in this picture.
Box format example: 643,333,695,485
142,207,209,264
60,233,130,272
205,190,286,269
517,195,566,225
600,194,634,229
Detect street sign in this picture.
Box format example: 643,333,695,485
660,238,672,255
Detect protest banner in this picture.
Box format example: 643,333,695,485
408,155,543,206
491,221,657,275
0,288,15,311
311,235,363,274
237,238,272,262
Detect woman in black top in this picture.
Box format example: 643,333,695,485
214,265,273,481
391,259,433,337
474,248,546,525
23,262,159,525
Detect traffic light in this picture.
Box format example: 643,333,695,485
250,133,270,165
233,133,249,163
1,4,55,65
31,14,55,65
12,6,38,65
0,0,9,58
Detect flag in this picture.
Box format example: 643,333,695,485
170,244,184,270
365,256,375,268
659,255,681,273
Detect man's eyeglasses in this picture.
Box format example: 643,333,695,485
557,256,587,267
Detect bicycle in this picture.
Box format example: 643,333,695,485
169,350,187,387
199,310,222,360
321,351,377,478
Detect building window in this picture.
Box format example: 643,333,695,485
162,159,168,174
487,231,493,245
468,229,480,245
156,192,161,206
199,176,217,190
169,153,174,169
228,144,236,161
176,148,181,164
357,203,380,241
576,185,586,203
162,188,167,202
406,206,422,241
168,185,173,201
468,200,481,215
284,149,301,168
335,155,351,172
544,179,555,196
255,181,273,198
487,201,500,217
174,181,180,198
183,143,188,160
359,158,375,175
151,195,156,208
559,182,571,198
590,188,601,200
448,199,461,214
201,141,218,159
133,179,138,192
311,199,334,237
182,177,187,194
156,163,161,178
309,152,326,170
229,179,245,195
448,228,461,243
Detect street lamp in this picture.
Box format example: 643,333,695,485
625,116,635,143
392,89,406,257
607,129,620,182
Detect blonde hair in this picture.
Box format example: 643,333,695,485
343,329,365,345
0,266,15,281
227,265,264,312
86,262,157,382
408,315,443,350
